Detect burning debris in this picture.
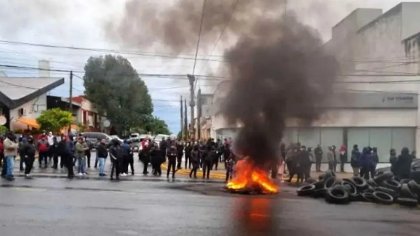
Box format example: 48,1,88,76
226,158,279,194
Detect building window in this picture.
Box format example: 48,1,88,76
18,108,24,117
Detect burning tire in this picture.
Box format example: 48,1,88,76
381,179,401,191
297,184,316,196
350,177,368,190
325,185,350,204
396,197,418,207
372,191,394,205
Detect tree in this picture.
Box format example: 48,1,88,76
36,108,72,133
83,55,153,135
143,116,171,135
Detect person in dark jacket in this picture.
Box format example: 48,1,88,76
21,136,36,178
167,145,177,178
203,145,216,179
359,147,371,180
189,145,200,178
350,145,361,177
184,142,192,169
120,140,131,176
369,147,379,179
150,143,162,176
50,137,60,169
176,140,184,169
389,148,397,175
395,147,412,179
96,139,108,177
109,140,122,180
314,145,323,172
57,136,74,179
300,146,312,182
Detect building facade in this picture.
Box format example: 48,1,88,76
211,2,420,162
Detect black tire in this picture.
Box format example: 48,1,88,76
367,179,378,187
361,192,376,202
374,186,398,198
400,183,418,199
314,181,324,190
373,172,394,184
372,191,394,205
325,185,350,204
324,170,336,179
324,176,338,189
350,176,368,190
311,188,327,198
396,197,418,207
297,184,316,196
407,180,420,195
381,179,401,191
399,179,410,184
342,179,358,199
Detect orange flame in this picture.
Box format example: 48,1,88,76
226,158,279,194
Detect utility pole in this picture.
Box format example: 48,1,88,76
184,99,188,140
197,88,202,140
68,70,73,133
180,95,183,139
187,74,195,140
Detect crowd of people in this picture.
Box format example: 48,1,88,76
0,131,237,182
282,142,417,183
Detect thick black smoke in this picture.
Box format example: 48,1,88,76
221,16,338,166
108,0,339,166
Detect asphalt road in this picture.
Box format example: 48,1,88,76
1,177,420,236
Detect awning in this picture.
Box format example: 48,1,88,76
17,117,40,129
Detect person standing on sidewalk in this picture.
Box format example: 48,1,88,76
314,145,323,172
18,136,27,172
339,144,347,172
109,140,122,181
327,146,335,172
58,136,75,179
75,137,88,176
167,145,177,179
47,132,54,165
50,137,59,169
96,139,108,177
21,136,36,178
350,145,361,177
3,132,18,180
37,138,49,168
189,145,200,178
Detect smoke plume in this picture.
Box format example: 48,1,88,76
109,0,339,166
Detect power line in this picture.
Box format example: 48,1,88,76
0,39,227,62
192,0,208,76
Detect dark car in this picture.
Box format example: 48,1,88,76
81,132,112,148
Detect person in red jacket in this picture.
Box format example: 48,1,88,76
38,138,49,168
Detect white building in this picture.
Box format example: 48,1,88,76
212,2,420,162
0,77,65,131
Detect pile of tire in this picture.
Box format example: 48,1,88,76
297,170,420,207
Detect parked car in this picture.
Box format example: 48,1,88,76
110,135,123,143
81,132,112,148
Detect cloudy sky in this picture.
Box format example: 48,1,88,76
0,0,417,134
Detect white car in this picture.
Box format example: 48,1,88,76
110,135,123,143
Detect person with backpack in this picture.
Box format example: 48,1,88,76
350,145,361,177
189,145,200,178
37,138,49,168
21,136,36,178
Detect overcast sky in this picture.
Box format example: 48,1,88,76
0,0,417,134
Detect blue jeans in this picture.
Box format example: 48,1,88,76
5,156,14,177
98,158,106,175
77,157,86,174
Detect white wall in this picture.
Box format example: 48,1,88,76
10,93,48,131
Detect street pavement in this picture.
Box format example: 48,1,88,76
1,176,420,236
